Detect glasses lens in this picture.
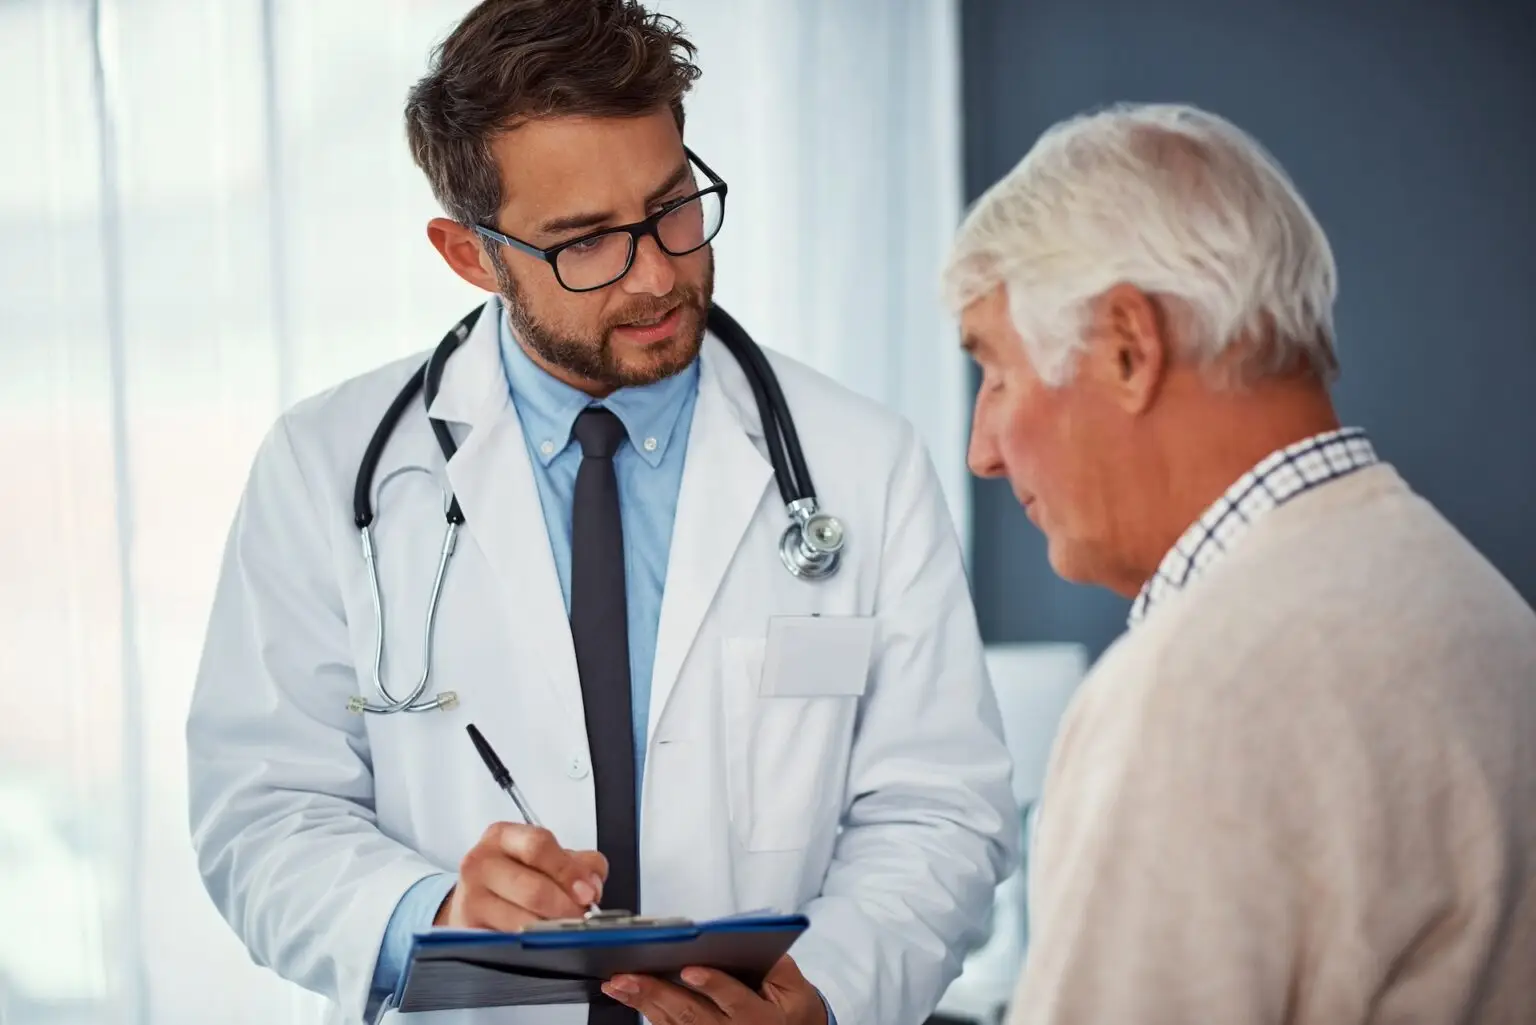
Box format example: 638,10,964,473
656,191,724,256
554,231,635,290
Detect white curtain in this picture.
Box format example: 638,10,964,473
0,1,968,1022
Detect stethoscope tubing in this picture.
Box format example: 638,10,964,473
345,301,836,716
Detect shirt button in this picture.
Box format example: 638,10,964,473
567,753,590,779
540,440,555,456
643,437,658,452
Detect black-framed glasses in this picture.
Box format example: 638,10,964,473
473,146,728,293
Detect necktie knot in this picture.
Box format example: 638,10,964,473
573,407,627,460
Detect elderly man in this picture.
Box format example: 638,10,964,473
944,101,1536,1024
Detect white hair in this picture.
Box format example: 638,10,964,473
942,102,1340,387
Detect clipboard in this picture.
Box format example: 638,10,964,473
387,910,810,1014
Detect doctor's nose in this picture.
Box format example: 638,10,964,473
621,235,677,297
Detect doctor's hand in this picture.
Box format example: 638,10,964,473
601,953,828,1025
433,822,608,930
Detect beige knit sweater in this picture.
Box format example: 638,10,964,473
1008,464,1536,1025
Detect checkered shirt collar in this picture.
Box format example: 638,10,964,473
1127,427,1379,627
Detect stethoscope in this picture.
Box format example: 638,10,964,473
345,302,846,715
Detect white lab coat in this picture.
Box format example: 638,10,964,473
186,296,1018,1025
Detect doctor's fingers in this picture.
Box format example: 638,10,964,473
487,822,608,901
603,975,730,1025
672,967,764,1017
454,848,586,928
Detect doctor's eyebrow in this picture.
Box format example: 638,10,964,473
537,161,694,237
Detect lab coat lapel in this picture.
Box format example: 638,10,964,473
428,298,586,733
648,336,773,738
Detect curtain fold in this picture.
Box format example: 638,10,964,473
0,2,968,1022
85,0,150,1019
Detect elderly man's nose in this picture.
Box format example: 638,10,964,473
967,428,1005,479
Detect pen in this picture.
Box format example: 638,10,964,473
465,723,601,916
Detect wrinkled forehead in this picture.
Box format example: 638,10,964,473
488,111,689,233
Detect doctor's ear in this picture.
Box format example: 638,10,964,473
427,217,502,294
1085,284,1168,415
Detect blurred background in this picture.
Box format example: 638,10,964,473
0,0,1530,1023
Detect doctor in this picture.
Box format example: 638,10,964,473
184,2,1017,1024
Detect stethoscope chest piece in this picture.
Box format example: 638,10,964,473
779,497,845,580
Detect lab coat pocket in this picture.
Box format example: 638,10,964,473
722,616,876,853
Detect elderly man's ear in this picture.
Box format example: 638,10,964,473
1087,283,1169,415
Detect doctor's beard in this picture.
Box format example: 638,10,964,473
491,250,712,392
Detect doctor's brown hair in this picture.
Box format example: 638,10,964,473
404,0,701,228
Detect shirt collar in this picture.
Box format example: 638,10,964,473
1127,426,1379,628
496,302,699,468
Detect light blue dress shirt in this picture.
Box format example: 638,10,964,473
366,309,697,1007
366,310,834,1023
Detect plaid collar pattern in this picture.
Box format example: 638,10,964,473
1127,427,1379,627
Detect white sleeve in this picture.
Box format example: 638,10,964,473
186,415,443,1021
791,421,1021,1025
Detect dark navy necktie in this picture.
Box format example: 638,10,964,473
570,407,639,1025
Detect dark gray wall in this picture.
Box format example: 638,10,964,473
961,0,1536,658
